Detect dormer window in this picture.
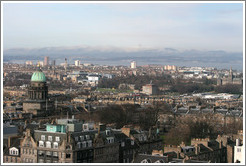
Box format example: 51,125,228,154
9,148,19,156
41,135,45,141
106,130,110,136
55,136,60,142
48,136,52,141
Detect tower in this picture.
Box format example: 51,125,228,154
131,61,136,69
75,60,80,66
44,56,49,66
23,66,51,117
65,58,68,73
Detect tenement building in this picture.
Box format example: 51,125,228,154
4,118,139,163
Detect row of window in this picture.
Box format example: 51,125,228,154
38,151,58,157
41,135,60,142
39,141,58,149
123,149,133,155
77,141,92,149
22,158,34,163
38,159,58,163
121,140,135,147
74,135,90,142
22,148,35,155
5,156,18,163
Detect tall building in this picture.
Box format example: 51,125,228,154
131,61,136,69
44,56,49,66
22,67,51,117
51,60,56,66
65,58,68,73
142,84,158,95
75,60,80,67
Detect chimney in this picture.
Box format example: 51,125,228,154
219,140,222,149
236,139,240,146
177,151,180,159
195,144,200,155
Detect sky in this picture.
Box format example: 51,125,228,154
2,2,244,52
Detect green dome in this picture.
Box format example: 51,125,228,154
31,71,46,82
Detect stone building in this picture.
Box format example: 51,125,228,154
23,67,52,117
164,136,228,163
121,126,163,155
217,67,243,86
142,84,158,95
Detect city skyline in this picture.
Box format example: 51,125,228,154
3,2,244,52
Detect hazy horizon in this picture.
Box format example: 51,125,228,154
3,2,243,52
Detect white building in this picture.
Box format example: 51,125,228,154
87,74,100,86
131,61,137,69
75,60,80,66
234,139,244,163
25,61,33,65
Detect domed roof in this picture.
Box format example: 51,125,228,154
31,70,46,82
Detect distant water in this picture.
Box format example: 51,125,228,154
5,59,243,71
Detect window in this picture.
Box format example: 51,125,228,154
39,141,44,147
86,135,90,140
53,152,58,157
80,136,84,141
75,137,79,141
38,159,44,163
66,153,71,158
106,130,110,136
82,141,87,148
237,148,241,153
6,157,8,162
38,151,44,156
77,142,81,149
46,141,51,148
131,140,134,145
121,142,125,147
48,136,52,141
55,136,60,142
87,140,92,147
53,142,58,149
41,135,45,141
46,151,52,157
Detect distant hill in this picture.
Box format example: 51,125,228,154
3,46,243,70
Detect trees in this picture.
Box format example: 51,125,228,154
215,84,243,94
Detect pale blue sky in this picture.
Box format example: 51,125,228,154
3,3,244,52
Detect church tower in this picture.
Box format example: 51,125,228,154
23,66,51,117
28,68,48,101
